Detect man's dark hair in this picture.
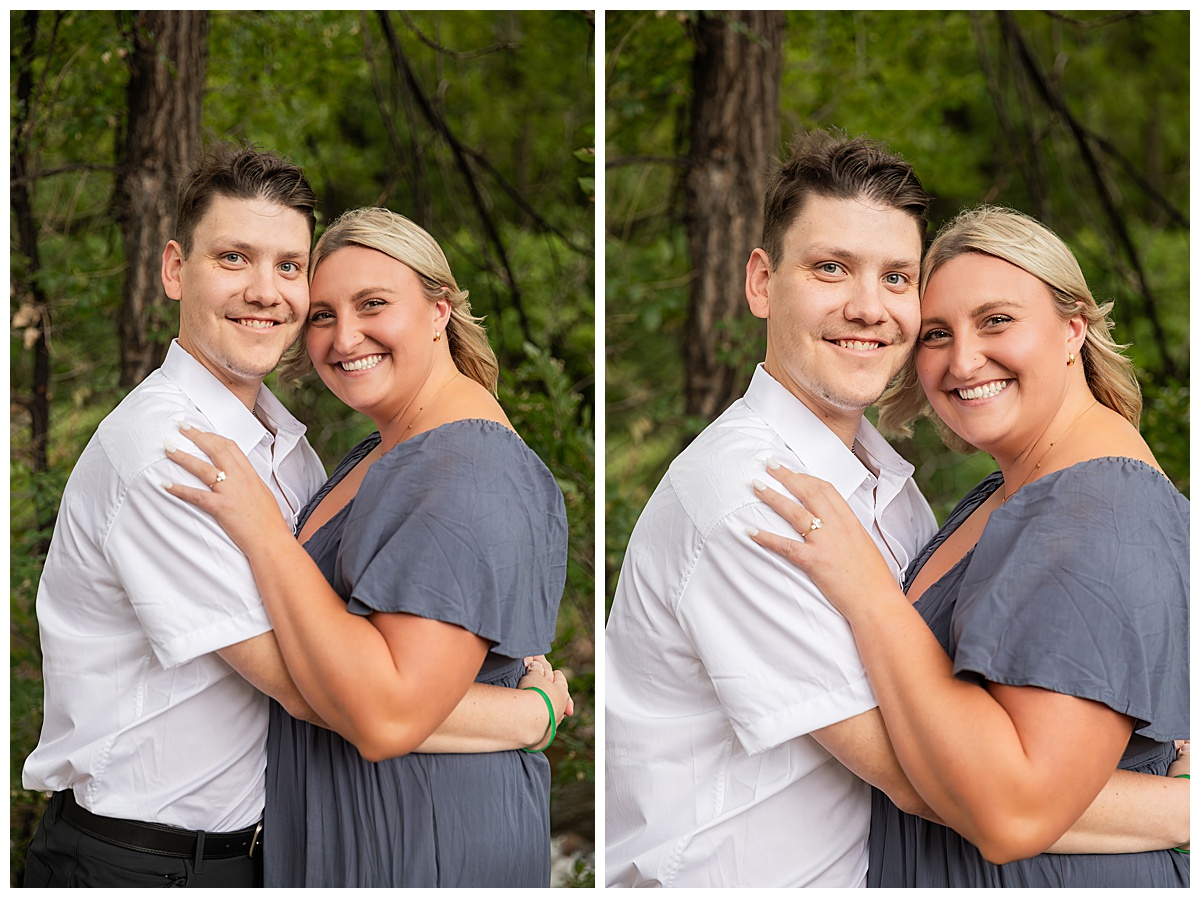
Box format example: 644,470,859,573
760,129,931,269
174,142,317,256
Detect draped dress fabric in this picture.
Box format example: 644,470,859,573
868,457,1189,887
263,420,567,887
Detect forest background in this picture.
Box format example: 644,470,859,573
9,9,1192,889
606,10,1190,611
10,10,595,887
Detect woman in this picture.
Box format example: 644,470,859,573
750,206,1188,886
163,207,571,887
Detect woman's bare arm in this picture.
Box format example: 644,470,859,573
415,659,570,753
749,465,1188,861
165,428,568,760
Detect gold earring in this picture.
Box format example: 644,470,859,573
1067,352,1076,367
434,331,441,343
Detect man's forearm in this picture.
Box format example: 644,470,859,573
1047,769,1189,854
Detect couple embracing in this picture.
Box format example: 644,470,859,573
606,130,1188,888
23,143,571,888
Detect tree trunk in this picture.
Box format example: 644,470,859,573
682,11,783,423
11,10,56,553
116,11,208,387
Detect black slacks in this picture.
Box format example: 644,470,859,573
23,791,263,888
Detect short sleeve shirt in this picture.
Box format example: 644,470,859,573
323,421,565,656
866,457,1189,888
22,340,326,831
950,458,1189,740
604,365,937,887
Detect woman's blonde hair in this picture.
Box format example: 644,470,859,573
878,205,1142,453
280,207,499,393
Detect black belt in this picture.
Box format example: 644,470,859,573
58,791,263,860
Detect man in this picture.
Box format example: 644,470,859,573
605,131,939,887
22,143,327,887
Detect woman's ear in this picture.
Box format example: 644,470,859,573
433,293,453,332
1066,309,1087,355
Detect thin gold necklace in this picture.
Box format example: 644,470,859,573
1002,401,1097,503
376,374,459,459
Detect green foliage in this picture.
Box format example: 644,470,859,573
606,10,1189,620
500,340,595,641
9,469,65,884
603,225,691,598
1140,380,1190,497
11,10,594,883
500,339,596,880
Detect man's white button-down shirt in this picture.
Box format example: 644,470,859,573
23,340,326,831
605,364,937,887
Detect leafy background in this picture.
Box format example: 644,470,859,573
11,10,595,886
606,10,1189,609
9,11,1192,888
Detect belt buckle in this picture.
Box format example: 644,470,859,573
248,821,263,858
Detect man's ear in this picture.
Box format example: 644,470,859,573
162,240,185,301
745,248,772,320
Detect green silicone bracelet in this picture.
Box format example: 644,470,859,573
520,686,557,753
1173,776,1190,853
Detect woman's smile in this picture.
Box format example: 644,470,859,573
951,379,1011,402
337,353,386,373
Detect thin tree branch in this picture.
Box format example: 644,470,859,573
384,18,589,257
1018,15,1188,227
1089,132,1190,231
605,154,687,169
1000,11,1181,380
969,12,1023,203
1040,11,1156,29
358,13,413,206
979,14,1185,238
11,162,118,188
376,10,533,345
460,145,592,256
398,11,519,59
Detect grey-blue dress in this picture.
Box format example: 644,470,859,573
868,457,1189,887
263,420,567,887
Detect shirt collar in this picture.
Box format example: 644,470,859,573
159,340,308,455
741,363,915,499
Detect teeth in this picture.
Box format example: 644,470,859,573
340,355,384,372
956,381,1009,400
238,319,277,329
836,340,881,351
